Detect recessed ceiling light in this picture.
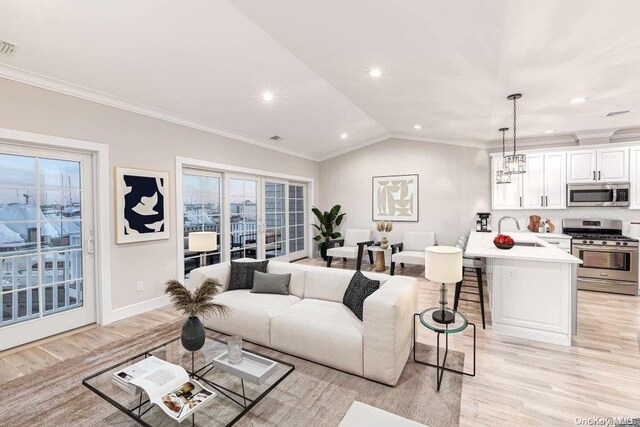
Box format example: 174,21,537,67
340,133,348,139
262,91,274,102
569,97,588,104
414,125,422,130
544,129,557,134
368,68,382,78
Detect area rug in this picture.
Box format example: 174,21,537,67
0,320,464,426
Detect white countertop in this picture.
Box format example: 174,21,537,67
465,231,582,264
534,232,572,240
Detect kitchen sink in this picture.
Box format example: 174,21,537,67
513,241,544,247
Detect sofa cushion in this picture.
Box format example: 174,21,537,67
305,268,390,303
342,271,380,321
267,261,308,298
228,260,269,290
271,299,364,375
326,246,359,259
251,271,291,295
203,290,299,346
392,250,426,265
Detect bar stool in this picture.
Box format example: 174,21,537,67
453,235,486,329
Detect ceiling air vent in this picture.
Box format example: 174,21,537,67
604,110,632,117
0,39,18,56
270,135,283,141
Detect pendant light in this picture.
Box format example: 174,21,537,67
496,127,511,184
503,93,526,174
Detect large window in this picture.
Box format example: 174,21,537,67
1,153,84,327
264,181,286,259
288,184,306,258
183,171,221,278
229,178,258,260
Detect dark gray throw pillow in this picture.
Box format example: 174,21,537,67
228,260,269,291
251,271,291,295
343,271,380,321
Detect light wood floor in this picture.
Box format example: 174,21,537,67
1,258,639,426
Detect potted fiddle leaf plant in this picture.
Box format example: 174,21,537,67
312,204,346,260
164,278,231,352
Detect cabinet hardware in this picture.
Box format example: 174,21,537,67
520,196,522,207
541,196,544,207
593,171,596,180
545,196,548,207
598,171,601,181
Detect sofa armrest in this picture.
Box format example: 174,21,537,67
188,262,231,292
363,276,418,386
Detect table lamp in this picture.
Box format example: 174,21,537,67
188,231,218,266
425,246,462,324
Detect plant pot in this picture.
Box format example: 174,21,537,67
320,241,328,260
181,316,205,352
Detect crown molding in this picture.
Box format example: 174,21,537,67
0,64,318,161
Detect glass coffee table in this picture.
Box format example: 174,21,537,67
83,332,294,426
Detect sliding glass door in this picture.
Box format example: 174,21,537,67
0,146,96,350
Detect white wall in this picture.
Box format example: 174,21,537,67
0,78,320,313
319,138,491,246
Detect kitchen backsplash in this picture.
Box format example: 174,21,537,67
491,207,640,236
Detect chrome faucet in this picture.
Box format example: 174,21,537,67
498,216,520,234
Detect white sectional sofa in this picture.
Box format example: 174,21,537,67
189,260,418,386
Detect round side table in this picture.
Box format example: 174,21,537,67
367,246,389,272
413,307,476,391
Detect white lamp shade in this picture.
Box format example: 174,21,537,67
425,246,462,283
188,231,218,252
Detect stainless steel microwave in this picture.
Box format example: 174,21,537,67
567,182,630,207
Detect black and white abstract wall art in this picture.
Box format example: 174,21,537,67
372,174,419,222
115,167,170,244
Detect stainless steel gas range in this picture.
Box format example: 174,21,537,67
562,219,639,295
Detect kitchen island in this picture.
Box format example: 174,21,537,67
465,231,582,346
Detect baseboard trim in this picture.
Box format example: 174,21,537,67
108,295,171,324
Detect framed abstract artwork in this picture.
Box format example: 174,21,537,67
115,167,170,244
372,174,419,222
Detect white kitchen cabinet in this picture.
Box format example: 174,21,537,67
521,152,566,209
567,147,628,183
597,147,628,182
492,156,522,210
567,150,597,183
522,154,544,208
630,146,640,209
544,152,567,209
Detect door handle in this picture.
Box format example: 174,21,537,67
541,196,544,207
598,171,601,181
545,196,548,207
86,227,95,254
593,171,596,180
519,196,522,207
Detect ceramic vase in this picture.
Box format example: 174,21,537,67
380,236,389,249
181,316,205,352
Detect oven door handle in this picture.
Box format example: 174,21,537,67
572,244,635,253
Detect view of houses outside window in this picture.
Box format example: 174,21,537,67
183,173,222,278
0,153,84,327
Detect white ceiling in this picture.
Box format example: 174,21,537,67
1,0,639,160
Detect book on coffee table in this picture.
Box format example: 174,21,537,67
114,356,216,423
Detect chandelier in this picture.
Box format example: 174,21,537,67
496,127,511,184
503,93,526,174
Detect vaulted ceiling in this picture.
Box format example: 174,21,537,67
1,0,639,160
